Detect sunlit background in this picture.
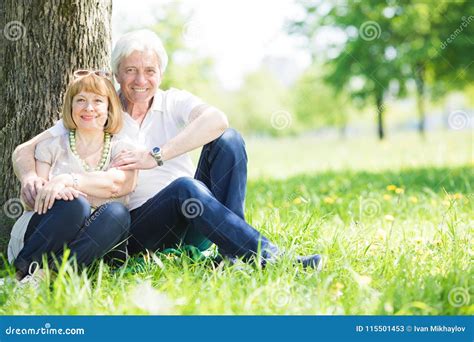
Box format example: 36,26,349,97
113,0,473,179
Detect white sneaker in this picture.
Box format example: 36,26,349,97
18,268,46,288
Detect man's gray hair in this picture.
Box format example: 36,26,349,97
112,29,169,75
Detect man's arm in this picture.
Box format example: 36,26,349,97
12,130,53,207
111,106,229,170
162,105,229,161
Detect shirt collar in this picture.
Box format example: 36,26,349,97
149,89,164,112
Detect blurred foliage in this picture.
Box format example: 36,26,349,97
292,62,352,135
122,1,472,137
289,0,473,139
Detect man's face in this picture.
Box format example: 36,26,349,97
116,50,162,107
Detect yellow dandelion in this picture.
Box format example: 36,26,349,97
386,185,397,191
293,197,302,205
333,282,344,291
395,188,404,194
454,193,463,200
323,196,335,204
409,196,418,203
383,194,392,201
384,214,395,222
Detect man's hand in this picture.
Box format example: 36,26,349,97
21,175,47,208
110,149,157,170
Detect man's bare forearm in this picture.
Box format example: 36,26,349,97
12,130,53,183
161,107,229,161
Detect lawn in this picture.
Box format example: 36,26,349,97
0,130,472,315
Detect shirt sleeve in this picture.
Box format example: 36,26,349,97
34,137,55,165
47,119,67,137
168,88,206,125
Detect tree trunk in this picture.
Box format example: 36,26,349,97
1,0,112,250
415,64,426,136
376,95,385,140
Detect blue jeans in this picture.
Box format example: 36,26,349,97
128,128,279,260
14,198,130,277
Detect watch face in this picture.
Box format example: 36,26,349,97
152,147,161,154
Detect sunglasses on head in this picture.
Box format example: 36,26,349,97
73,69,111,79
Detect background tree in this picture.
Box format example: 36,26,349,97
290,0,407,140
1,0,112,249
290,0,473,139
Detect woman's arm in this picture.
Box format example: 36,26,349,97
34,160,137,214
54,168,138,199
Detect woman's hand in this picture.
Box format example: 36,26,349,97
55,187,87,202
34,175,71,214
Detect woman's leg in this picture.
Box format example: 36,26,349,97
13,197,90,277
65,202,131,267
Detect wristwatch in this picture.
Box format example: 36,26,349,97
150,146,164,166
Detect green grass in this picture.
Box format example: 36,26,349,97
0,130,472,315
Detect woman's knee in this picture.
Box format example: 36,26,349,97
51,197,90,223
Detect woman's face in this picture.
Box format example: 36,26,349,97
71,91,109,131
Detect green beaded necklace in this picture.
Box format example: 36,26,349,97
69,130,111,171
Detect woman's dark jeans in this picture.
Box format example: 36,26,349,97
14,197,130,277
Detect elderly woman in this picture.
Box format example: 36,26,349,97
12,30,322,269
8,71,137,283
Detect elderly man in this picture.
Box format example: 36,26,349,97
13,29,322,268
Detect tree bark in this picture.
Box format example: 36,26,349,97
1,0,112,250
375,94,385,140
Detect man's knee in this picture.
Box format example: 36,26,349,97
100,202,131,232
169,177,208,197
216,128,245,146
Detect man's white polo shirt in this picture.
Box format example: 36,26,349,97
48,88,205,210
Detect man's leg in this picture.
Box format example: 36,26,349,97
185,128,248,249
13,197,90,277
194,128,247,219
127,177,278,260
